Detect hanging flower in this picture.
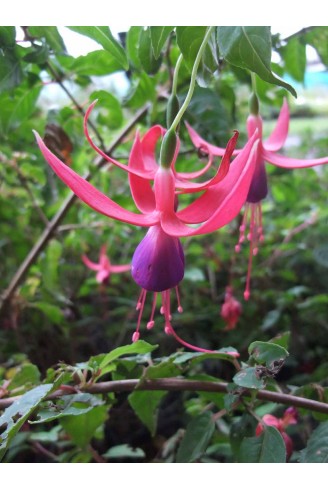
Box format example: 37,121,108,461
82,244,131,284
186,98,328,299
256,407,298,460
34,102,259,352
220,286,242,330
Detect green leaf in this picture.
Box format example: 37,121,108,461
239,426,286,463
0,49,22,91
60,405,108,448
58,50,122,76
176,27,207,70
305,27,328,66
0,384,54,461
248,341,289,369
7,85,41,131
8,364,41,390
28,27,66,54
125,72,156,109
230,413,257,458
128,359,180,435
138,28,162,74
233,367,265,390
103,444,145,460
300,421,328,462
217,26,297,97
99,341,158,370
31,393,104,424
91,90,123,129
281,36,306,83
0,27,16,47
23,43,49,64
126,26,142,69
176,412,215,462
128,390,166,436
68,26,128,70
150,26,173,59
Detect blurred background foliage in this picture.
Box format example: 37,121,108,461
0,26,328,463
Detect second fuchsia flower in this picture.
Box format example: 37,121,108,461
187,98,328,300
256,407,298,460
82,244,131,284
34,101,259,352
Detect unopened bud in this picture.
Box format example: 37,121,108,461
159,129,177,168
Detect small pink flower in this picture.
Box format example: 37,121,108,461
256,407,298,460
187,99,328,300
82,244,131,284
220,286,242,330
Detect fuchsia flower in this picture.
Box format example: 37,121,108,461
220,286,242,331
256,407,298,460
33,101,259,352
187,98,328,300
82,244,131,284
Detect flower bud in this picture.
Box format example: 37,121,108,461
166,94,180,129
159,129,177,169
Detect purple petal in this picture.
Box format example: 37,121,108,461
247,156,268,203
131,225,184,292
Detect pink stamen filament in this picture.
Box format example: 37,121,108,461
147,293,158,329
235,202,264,301
175,286,183,313
132,289,147,342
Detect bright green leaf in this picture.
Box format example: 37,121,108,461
128,390,166,436
0,50,22,91
248,341,289,369
126,26,142,69
138,28,162,74
60,405,108,448
176,27,207,70
0,27,16,47
68,26,128,70
0,384,54,461
28,27,66,54
91,90,123,129
239,426,286,463
233,367,266,390
8,364,41,390
31,393,104,424
99,341,157,370
176,412,215,462
306,27,328,66
217,26,297,97
150,26,173,59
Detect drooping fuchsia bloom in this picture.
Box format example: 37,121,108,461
187,98,328,300
220,286,242,331
82,244,131,284
256,407,298,460
33,101,259,352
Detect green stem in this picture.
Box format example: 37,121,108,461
169,26,214,132
251,71,257,94
172,54,183,96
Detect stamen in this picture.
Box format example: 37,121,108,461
162,290,173,335
147,293,158,329
132,289,147,342
175,286,183,313
236,202,264,301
